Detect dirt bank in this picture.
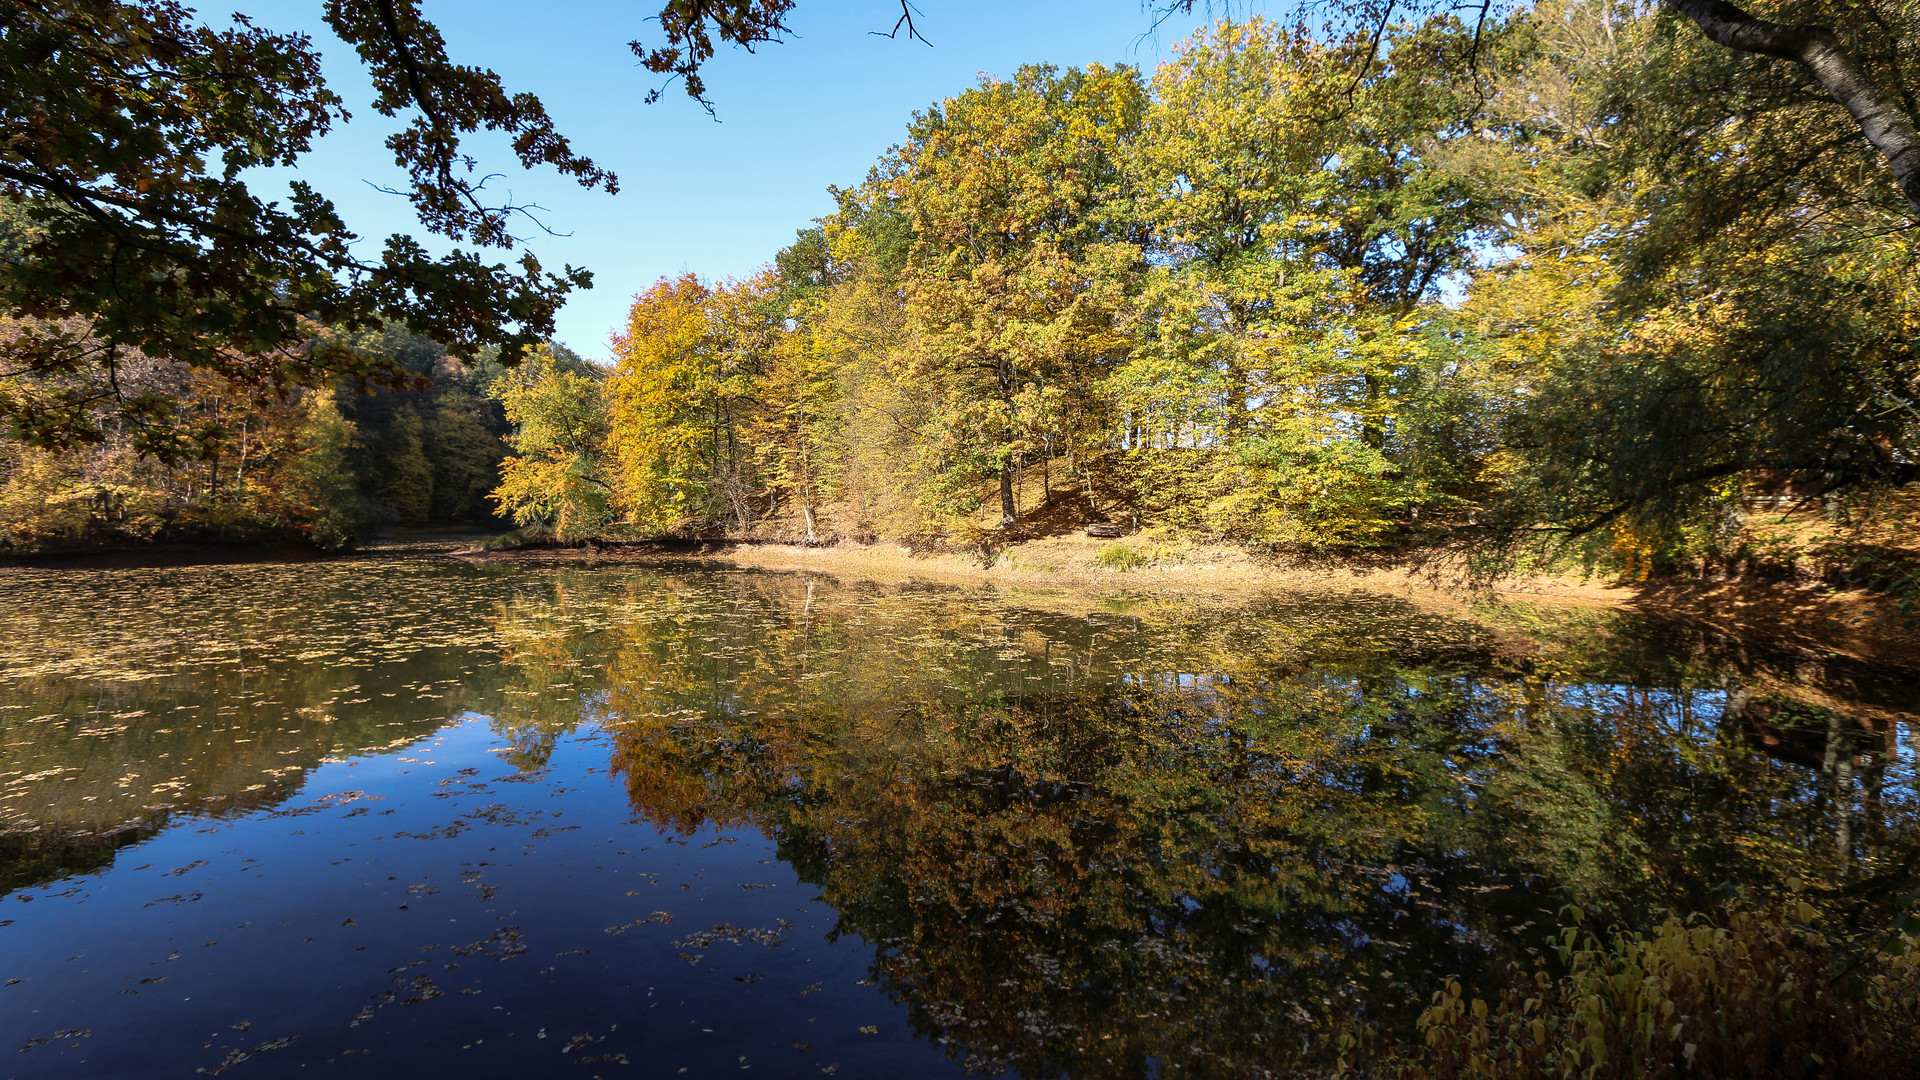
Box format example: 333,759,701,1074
0,527,499,571
0,541,333,571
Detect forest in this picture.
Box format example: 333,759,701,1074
0,299,523,551
475,3,1917,583
1,0,1915,584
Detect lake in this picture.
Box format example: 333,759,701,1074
2,551,1915,1078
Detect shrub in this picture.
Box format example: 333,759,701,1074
1092,543,1149,571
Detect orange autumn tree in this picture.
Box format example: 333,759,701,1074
0,315,373,552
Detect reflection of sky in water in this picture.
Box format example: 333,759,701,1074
1553,682,1728,730
5,718,950,1078
0,556,1914,1077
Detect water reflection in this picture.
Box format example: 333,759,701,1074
546,577,1917,1075
1,557,1914,1077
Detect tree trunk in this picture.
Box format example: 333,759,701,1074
729,480,751,531
1667,0,1920,216
1224,354,1250,441
1821,706,1856,877
996,355,1019,527
1361,372,1387,451
1224,302,1252,441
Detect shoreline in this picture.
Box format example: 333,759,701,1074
6,530,1913,675
460,533,1626,603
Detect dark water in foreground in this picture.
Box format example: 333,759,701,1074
1,554,1915,1078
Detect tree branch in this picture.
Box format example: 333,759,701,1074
872,1,933,45
1665,0,1920,217
370,0,454,147
0,159,363,275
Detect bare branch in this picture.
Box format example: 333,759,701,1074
1344,0,1396,101
871,1,933,45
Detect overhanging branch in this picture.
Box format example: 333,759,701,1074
1665,0,1920,217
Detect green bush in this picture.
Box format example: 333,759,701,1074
1092,543,1149,571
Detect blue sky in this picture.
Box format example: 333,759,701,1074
242,1,1259,358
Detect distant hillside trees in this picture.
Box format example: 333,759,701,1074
331,326,518,530
0,314,518,552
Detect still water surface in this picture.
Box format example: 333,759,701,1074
1,553,1915,1078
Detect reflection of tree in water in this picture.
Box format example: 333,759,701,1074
499,573,1920,1076
1725,683,1912,885
0,820,164,896
0,664,458,855
485,583,616,769
0,558,540,893
1478,597,1920,899
761,686,1472,1078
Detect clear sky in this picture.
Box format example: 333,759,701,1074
241,1,1258,358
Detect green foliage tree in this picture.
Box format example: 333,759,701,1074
1457,0,1918,558
372,407,434,524
893,62,1148,527
425,393,509,523
1120,18,1500,545
326,327,510,527
488,344,615,539
291,392,378,549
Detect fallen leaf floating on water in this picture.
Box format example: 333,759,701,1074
195,1034,296,1077
604,911,673,934
18,1029,92,1052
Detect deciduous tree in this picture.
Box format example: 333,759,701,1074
894,62,1147,527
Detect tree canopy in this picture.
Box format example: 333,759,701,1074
469,2,1915,579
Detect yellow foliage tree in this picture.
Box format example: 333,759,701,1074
606,273,772,534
